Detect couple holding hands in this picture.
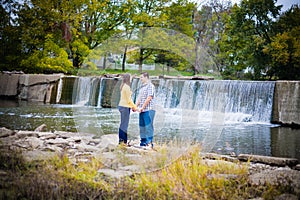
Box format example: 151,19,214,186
118,72,155,148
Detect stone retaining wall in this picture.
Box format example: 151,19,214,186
272,81,300,126
0,73,20,96
0,73,62,103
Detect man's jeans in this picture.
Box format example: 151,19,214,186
139,110,155,146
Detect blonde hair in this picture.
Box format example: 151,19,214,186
120,73,131,90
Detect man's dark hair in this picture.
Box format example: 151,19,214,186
141,72,149,79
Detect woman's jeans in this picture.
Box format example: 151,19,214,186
118,106,130,144
139,110,155,146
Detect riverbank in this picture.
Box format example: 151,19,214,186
0,126,299,199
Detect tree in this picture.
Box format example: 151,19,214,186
192,4,212,74
16,0,83,72
220,0,282,79
264,5,300,80
11,0,131,73
20,34,73,73
156,0,194,73
204,0,232,75
130,0,169,72
0,0,23,71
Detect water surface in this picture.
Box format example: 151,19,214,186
0,99,299,160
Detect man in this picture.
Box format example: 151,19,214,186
136,72,155,147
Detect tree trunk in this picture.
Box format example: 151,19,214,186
103,54,107,70
194,38,200,75
122,46,127,72
139,48,143,73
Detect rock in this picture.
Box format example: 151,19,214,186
46,138,69,147
34,124,47,132
248,168,300,193
74,143,100,152
238,154,298,167
37,132,57,140
42,145,63,153
55,131,81,139
0,127,16,138
22,150,57,162
66,137,82,143
274,194,298,200
0,74,62,102
19,74,62,86
201,159,243,171
96,134,118,152
19,84,49,101
248,163,277,175
295,164,300,171
0,73,21,96
16,131,39,139
25,137,44,149
118,165,143,173
274,194,299,200
200,152,239,163
97,168,133,179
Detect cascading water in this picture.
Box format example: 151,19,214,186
69,77,275,126
72,77,100,106
153,79,276,153
97,78,104,107
73,77,92,105
155,79,275,124
56,77,63,103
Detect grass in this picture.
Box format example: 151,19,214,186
75,64,222,79
0,146,295,199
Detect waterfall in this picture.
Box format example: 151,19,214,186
155,80,275,123
97,78,104,107
73,77,100,106
56,77,63,103
131,78,140,102
69,77,275,123
73,77,91,105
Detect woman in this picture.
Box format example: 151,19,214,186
118,73,137,145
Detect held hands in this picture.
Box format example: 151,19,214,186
132,106,143,113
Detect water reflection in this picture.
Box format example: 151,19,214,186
271,127,300,160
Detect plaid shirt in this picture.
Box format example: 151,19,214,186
138,82,155,111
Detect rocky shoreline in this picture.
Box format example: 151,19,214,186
0,126,300,199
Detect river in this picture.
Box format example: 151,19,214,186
0,99,299,160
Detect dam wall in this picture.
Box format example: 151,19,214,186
0,73,299,126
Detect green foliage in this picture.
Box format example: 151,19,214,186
263,5,300,80
219,0,300,80
2,0,300,79
71,39,91,68
0,2,23,71
21,34,74,74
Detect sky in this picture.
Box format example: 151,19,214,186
231,0,300,11
276,0,300,11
